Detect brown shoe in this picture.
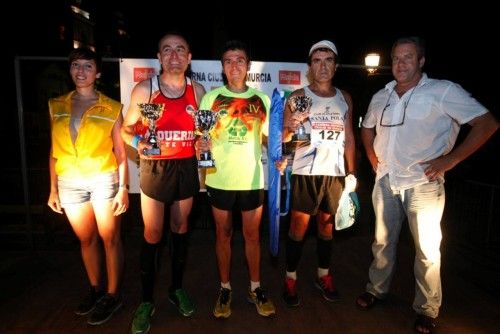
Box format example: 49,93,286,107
414,314,436,334
355,292,379,310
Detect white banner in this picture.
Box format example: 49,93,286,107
119,59,308,193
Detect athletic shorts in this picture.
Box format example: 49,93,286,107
291,174,342,215
140,156,199,204
58,171,118,206
206,186,264,211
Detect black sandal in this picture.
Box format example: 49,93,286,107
355,292,379,310
414,314,436,334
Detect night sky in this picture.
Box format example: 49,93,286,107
12,1,496,113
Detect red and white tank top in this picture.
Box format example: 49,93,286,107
135,76,197,159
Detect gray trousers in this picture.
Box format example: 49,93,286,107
366,174,444,318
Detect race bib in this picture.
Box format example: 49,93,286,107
310,122,344,147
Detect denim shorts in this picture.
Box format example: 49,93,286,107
57,171,118,206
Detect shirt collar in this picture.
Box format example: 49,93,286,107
384,73,429,92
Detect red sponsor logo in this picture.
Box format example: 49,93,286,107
279,70,301,85
134,68,156,82
312,123,344,131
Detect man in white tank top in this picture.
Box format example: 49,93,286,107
277,40,357,307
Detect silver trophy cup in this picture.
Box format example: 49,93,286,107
193,109,219,168
288,95,313,142
138,103,165,156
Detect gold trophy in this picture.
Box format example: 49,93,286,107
138,103,165,156
288,95,313,142
193,109,220,168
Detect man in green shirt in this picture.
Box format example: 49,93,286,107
198,40,275,319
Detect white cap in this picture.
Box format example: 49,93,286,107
309,40,338,56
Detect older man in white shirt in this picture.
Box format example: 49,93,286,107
356,36,497,334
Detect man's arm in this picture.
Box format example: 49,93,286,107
120,81,150,155
274,89,303,173
423,112,498,180
342,90,356,175
282,89,304,143
361,126,378,173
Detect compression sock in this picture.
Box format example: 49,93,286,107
317,236,333,271
140,239,159,302
171,232,188,291
286,235,304,272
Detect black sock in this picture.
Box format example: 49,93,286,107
285,236,304,272
140,239,159,302
171,232,188,291
89,285,103,297
317,237,333,270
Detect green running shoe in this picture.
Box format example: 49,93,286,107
131,302,155,334
168,288,195,317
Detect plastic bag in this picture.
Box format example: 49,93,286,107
335,190,360,230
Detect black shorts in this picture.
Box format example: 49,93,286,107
291,174,342,215
206,186,264,211
140,157,200,204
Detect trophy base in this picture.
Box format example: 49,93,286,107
198,159,216,168
143,147,161,156
292,133,310,143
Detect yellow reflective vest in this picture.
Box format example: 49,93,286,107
49,91,122,177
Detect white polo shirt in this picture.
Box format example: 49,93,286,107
362,73,488,191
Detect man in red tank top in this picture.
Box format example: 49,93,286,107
121,32,206,334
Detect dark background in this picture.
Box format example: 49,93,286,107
1,5,499,331
7,1,498,116
3,1,499,207
1,0,499,311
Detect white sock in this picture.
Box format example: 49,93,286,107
318,268,329,278
250,281,260,292
286,271,297,280
221,282,231,290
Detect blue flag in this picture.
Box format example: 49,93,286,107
267,88,285,256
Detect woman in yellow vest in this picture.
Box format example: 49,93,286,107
47,47,128,326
